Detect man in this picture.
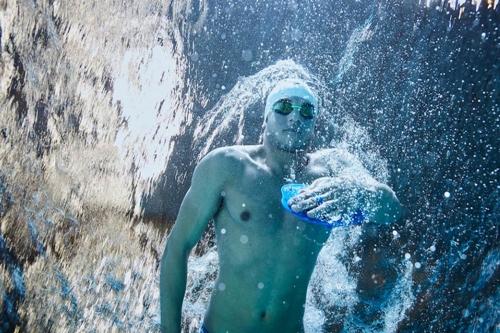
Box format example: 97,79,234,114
160,78,401,333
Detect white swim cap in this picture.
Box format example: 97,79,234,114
264,78,319,120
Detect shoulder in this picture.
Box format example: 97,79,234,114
201,145,247,162
197,145,247,172
190,146,245,187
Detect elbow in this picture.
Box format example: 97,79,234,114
389,199,403,224
161,240,190,272
374,186,402,225
385,193,403,224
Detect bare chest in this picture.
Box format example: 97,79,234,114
213,161,332,270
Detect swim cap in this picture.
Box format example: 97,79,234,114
264,78,319,120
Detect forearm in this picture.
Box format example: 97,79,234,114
160,244,189,333
335,172,402,225
365,184,402,225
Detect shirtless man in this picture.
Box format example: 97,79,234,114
160,78,402,333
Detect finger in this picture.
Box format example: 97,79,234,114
309,209,348,222
290,188,340,211
288,189,317,206
293,184,340,203
305,199,338,219
290,195,318,212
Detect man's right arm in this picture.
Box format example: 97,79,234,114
160,148,230,333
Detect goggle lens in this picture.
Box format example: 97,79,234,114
272,99,315,119
300,103,314,119
273,99,294,115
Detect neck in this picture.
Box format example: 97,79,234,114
262,135,310,177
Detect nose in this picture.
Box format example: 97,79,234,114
288,110,301,126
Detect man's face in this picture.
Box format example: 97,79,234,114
264,96,317,152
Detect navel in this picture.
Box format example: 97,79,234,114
240,210,251,221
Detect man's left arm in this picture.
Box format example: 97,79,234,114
288,150,403,323
288,150,402,226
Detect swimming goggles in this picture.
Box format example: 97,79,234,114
272,98,315,119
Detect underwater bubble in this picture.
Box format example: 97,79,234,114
218,282,226,291
414,262,422,269
257,282,264,289
290,28,302,41
240,235,248,244
404,253,411,260
242,49,253,62
221,228,226,234
221,191,226,197
444,191,451,198
242,203,246,207
430,245,436,252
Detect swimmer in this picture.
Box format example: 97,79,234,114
160,78,402,333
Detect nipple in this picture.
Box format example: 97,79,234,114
240,210,251,221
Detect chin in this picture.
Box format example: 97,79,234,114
266,132,310,152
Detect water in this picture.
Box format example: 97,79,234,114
0,0,498,332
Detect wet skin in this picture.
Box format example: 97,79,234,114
203,145,333,333
160,95,401,333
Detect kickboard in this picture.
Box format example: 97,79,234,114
280,183,364,229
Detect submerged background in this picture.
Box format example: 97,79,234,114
0,0,498,332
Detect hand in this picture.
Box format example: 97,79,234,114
287,176,379,221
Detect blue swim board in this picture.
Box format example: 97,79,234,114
280,183,364,229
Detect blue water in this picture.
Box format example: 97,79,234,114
0,0,498,332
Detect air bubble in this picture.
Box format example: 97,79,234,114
242,49,253,61
257,282,264,289
221,228,226,234
240,235,249,244
218,282,226,291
